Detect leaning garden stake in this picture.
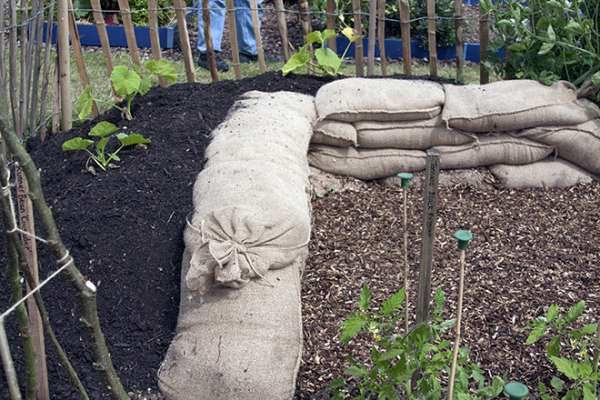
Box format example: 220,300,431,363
397,172,413,332
448,229,473,400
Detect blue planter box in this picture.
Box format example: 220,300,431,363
43,22,175,49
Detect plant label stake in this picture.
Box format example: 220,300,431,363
416,149,440,324
448,229,473,400
397,172,413,332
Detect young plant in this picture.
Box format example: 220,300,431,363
62,121,151,172
331,286,505,399
281,27,360,77
76,59,178,121
526,300,600,399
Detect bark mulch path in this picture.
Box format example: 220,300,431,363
297,178,600,398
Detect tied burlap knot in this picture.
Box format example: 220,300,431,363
207,237,272,288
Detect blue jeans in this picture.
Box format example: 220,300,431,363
197,0,264,55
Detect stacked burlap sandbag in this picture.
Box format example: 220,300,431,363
158,91,316,400
309,78,600,187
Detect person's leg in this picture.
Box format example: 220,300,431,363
234,0,263,56
197,0,226,53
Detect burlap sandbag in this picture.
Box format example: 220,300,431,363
516,119,600,175
158,91,315,400
312,119,357,147
490,159,593,188
435,135,553,169
315,78,445,122
308,145,426,180
355,116,475,149
442,80,600,132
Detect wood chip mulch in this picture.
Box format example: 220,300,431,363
296,179,600,398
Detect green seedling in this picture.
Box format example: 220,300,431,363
62,121,151,172
282,27,361,77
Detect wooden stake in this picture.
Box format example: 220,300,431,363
57,0,72,131
8,0,19,133
274,0,290,61
148,0,166,87
117,0,141,66
250,0,266,73
351,0,364,77
202,0,219,81
173,0,196,82
415,149,440,324
52,62,61,135
299,0,312,72
68,0,99,117
89,0,114,73
226,0,242,78
448,250,466,400
398,0,411,75
377,0,386,75
326,0,336,52
454,0,464,82
367,0,377,76
38,0,57,138
426,0,438,77
0,320,22,400
479,8,490,84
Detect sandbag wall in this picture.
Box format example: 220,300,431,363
309,78,600,187
158,91,316,400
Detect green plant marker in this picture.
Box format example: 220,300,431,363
453,230,473,250
397,172,413,189
504,381,529,399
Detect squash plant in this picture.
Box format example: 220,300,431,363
281,27,360,77
62,121,151,172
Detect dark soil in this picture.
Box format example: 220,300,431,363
0,72,329,399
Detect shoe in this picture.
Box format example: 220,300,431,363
239,52,258,63
197,52,229,72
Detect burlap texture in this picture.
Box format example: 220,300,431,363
490,159,593,188
312,119,358,147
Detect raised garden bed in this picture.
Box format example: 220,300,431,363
1,72,599,399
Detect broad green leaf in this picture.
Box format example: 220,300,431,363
96,136,111,158
62,137,94,151
591,72,600,86
380,288,406,316
89,121,119,137
538,42,555,55
547,336,560,357
76,87,94,120
437,318,456,332
526,321,548,344
563,388,582,400
565,20,582,32
550,356,579,380
145,59,177,83
358,285,371,311
315,48,341,76
341,27,360,42
281,48,310,76
546,0,562,8
344,364,368,377
572,323,597,339
563,300,585,326
546,304,560,322
547,25,556,41
577,361,593,379
340,313,366,343
116,132,151,147
455,393,472,400
378,347,404,361
550,376,565,392
307,31,323,46
321,29,337,42
139,76,153,96
407,323,431,347
582,383,596,400
111,66,141,98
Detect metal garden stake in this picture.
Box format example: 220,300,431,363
398,172,413,332
448,229,473,400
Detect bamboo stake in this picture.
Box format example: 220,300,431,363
57,0,72,130
173,0,195,82
202,0,219,81
448,230,472,400
0,119,130,400
326,0,336,52
89,0,114,73
377,0,386,75
351,0,364,76
454,0,464,82
148,0,166,87
479,8,490,84
426,0,438,77
367,0,377,76
0,319,22,400
398,0,411,74
274,0,290,61
68,0,99,117
250,0,266,72
117,0,141,66
226,0,242,78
